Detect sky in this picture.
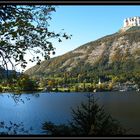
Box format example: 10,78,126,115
17,5,140,72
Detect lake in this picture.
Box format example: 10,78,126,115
0,91,140,135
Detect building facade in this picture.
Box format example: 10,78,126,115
123,16,140,27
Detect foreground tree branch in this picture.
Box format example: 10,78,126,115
0,5,72,71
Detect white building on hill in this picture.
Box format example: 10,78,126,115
123,16,140,27
120,16,140,32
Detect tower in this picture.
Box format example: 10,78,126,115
98,78,101,85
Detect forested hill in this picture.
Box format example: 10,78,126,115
0,67,20,79
25,28,140,79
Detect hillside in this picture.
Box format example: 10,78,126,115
25,28,140,79
0,68,20,79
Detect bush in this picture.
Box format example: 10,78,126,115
17,74,38,91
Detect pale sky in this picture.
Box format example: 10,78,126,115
14,5,140,72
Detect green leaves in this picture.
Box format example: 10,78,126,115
0,5,71,70
0,41,6,46
11,31,17,38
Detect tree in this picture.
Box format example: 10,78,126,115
0,5,71,72
133,73,140,88
108,82,113,91
42,94,127,136
17,74,38,91
47,79,56,88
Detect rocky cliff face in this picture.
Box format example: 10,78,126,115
25,28,140,78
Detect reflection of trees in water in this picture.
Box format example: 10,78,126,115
0,93,40,135
32,93,40,98
9,94,23,104
7,93,40,104
42,93,128,136
4,93,40,104
0,121,33,135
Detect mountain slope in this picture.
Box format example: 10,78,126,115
0,67,20,79
25,28,140,78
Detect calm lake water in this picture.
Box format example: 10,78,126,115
0,91,140,135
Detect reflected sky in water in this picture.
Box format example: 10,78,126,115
0,91,140,134
0,92,88,134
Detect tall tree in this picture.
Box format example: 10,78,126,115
42,94,127,136
0,5,71,71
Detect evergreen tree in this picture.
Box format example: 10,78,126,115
42,93,127,136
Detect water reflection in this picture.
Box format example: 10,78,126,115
0,121,34,135
9,94,23,104
0,92,87,134
5,93,40,105
0,93,34,134
0,92,139,135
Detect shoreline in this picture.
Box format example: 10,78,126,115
0,90,139,94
